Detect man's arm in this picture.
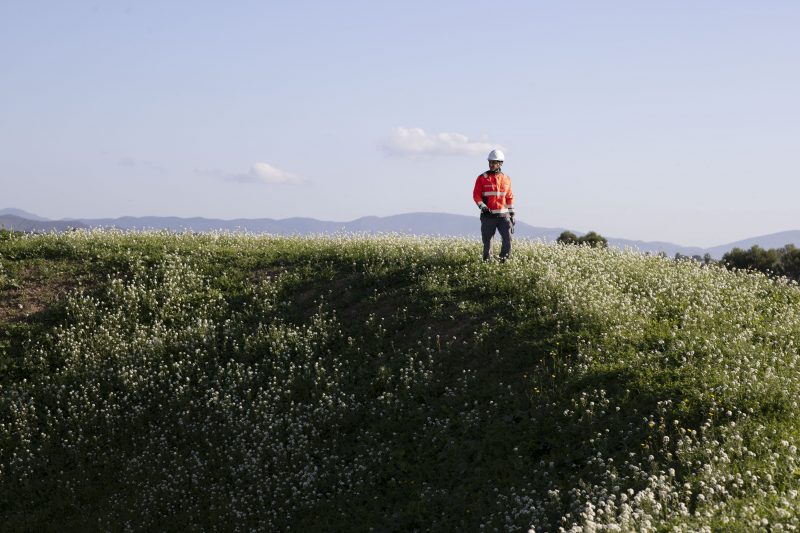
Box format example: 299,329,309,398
473,176,490,213
505,176,515,221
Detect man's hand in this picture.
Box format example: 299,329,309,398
479,203,491,215
509,214,516,233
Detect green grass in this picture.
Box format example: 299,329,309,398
1,230,800,531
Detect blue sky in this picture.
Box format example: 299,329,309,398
2,1,798,247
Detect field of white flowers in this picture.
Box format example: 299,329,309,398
1,230,800,531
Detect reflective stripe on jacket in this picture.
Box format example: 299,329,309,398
473,171,514,215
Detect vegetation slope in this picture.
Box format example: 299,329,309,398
1,230,800,532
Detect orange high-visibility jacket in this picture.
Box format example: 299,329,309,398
473,171,515,216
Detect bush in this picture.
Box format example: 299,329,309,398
557,230,578,245
558,230,608,248
723,244,800,281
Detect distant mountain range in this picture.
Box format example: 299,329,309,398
2,208,798,260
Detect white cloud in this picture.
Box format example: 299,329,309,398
384,127,505,157
220,162,307,185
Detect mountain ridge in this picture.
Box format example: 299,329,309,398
2,208,798,259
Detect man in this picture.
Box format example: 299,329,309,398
472,149,515,261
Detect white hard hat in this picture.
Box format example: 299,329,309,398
487,149,505,162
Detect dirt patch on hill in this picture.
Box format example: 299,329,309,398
0,261,93,323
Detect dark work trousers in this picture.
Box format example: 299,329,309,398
480,215,512,260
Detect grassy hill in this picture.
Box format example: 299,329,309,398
1,229,800,531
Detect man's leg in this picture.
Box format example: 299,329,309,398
498,217,512,260
481,216,497,260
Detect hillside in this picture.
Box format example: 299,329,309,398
2,230,800,531
0,214,89,233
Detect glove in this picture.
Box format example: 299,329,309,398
509,214,516,233
479,204,491,215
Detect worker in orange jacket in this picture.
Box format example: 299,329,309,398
473,149,515,261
